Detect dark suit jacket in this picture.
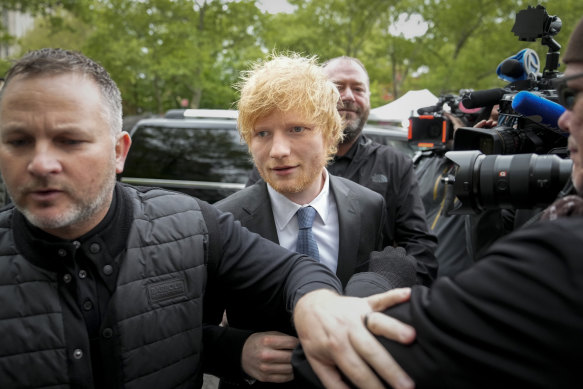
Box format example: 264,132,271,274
215,174,387,287
293,216,583,389
211,174,387,389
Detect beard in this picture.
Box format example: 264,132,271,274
257,155,327,197
13,156,117,232
339,100,369,145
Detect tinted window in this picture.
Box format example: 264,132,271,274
364,130,416,156
123,124,253,202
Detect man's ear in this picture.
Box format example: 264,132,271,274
115,131,132,174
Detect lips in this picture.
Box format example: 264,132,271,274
271,165,298,175
27,188,63,202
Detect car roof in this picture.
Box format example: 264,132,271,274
129,116,238,136
164,108,238,120
363,124,408,140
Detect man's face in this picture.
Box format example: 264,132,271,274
558,63,583,195
0,73,130,239
250,109,329,203
323,60,371,145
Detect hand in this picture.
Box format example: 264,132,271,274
293,288,415,389
443,112,465,131
474,119,498,128
242,331,299,383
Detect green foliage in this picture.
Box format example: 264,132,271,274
4,0,583,113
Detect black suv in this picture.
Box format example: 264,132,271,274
121,110,253,203
120,109,413,203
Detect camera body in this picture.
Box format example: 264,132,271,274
444,5,572,214
408,92,480,150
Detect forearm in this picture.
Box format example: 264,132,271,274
202,324,253,380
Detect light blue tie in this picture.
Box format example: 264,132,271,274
296,206,320,261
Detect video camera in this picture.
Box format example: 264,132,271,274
408,91,482,150
443,5,573,214
454,5,567,156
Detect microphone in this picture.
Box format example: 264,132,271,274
511,91,566,129
500,59,525,79
345,246,417,298
496,48,540,82
461,88,507,109
417,105,441,115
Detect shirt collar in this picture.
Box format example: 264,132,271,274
13,182,132,273
267,169,331,231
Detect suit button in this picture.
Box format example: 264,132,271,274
73,349,83,359
90,243,101,253
103,264,113,275
83,300,93,311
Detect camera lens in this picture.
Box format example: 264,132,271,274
445,150,572,213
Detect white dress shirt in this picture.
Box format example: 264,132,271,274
266,169,340,272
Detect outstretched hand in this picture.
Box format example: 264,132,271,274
242,331,299,383
293,288,416,389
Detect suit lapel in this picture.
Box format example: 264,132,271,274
239,181,280,244
330,176,361,286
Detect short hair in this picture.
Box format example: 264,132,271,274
0,48,122,135
236,52,344,159
323,56,370,88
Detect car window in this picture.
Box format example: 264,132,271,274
363,128,417,156
122,123,253,202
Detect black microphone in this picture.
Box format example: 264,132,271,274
500,59,526,79
345,246,417,297
461,88,507,109
417,105,441,115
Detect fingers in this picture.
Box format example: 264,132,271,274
306,354,352,389
242,332,298,382
366,288,411,311
328,338,386,389
474,119,487,128
365,311,416,344
351,331,414,389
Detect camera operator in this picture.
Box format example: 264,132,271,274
448,105,523,262
293,14,583,388
413,105,498,276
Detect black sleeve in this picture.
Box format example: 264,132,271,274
380,218,583,388
294,218,583,389
388,152,438,286
200,201,342,379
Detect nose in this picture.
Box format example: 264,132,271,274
558,109,571,134
27,144,62,177
269,131,291,159
342,87,356,102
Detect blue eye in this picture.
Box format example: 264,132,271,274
291,126,305,133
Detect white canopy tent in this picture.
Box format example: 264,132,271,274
368,89,438,129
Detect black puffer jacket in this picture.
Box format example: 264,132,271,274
0,185,341,388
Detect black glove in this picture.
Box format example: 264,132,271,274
368,246,417,289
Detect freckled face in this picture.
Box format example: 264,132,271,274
250,109,329,203
0,73,130,239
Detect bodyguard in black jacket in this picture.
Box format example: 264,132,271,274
0,48,412,389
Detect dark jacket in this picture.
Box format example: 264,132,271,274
0,184,341,388
328,135,438,285
294,216,583,388
414,152,473,277
247,135,438,286
212,175,386,388
216,175,387,287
